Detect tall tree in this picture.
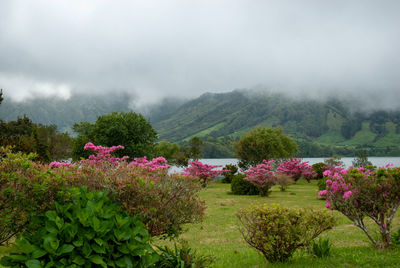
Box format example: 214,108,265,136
73,111,158,160
234,127,298,169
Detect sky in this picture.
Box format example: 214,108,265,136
0,0,399,108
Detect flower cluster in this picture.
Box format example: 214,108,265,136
49,161,72,168
184,160,229,187
243,160,277,196
277,158,316,182
129,156,170,173
81,142,128,165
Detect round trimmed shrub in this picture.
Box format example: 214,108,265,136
237,204,336,263
231,174,259,195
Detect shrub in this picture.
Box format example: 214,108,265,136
0,147,70,245
312,162,327,180
183,160,228,187
231,174,259,195
276,173,294,191
237,204,336,263
0,187,159,267
392,229,400,246
221,164,238,183
243,160,277,196
311,237,332,258
156,241,214,268
319,166,400,248
277,158,316,182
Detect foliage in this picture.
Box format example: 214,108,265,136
237,204,336,263
277,158,316,182
276,173,294,191
0,147,70,245
392,229,400,246
311,237,332,258
231,174,260,195
183,160,228,187
156,241,214,268
324,155,344,167
73,111,158,160
235,127,298,169
153,140,180,164
0,187,159,267
312,162,327,180
319,166,400,248
221,164,238,183
352,151,373,168
243,160,277,196
61,143,205,238
174,137,205,167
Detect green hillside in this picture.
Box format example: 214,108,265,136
150,90,400,157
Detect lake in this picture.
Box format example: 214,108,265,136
170,157,400,173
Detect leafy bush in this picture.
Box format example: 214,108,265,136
276,174,294,191
0,147,70,245
221,164,238,183
156,241,214,268
231,174,259,195
237,204,336,263
0,187,159,267
312,162,327,180
392,229,400,246
311,237,332,258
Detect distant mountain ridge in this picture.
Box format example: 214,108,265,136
149,89,400,157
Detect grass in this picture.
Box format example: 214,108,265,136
156,180,400,267
2,180,399,267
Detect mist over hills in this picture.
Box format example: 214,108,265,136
2,89,400,157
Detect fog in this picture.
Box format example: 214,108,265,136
0,0,399,108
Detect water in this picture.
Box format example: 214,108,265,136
170,157,400,173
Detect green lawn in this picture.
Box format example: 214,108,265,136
159,180,400,267
2,180,399,267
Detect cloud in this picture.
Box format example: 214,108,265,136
0,0,399,108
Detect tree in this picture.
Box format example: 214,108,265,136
352,151,372,168
174,137,204,167
234,127,298,169
73,111,158,160
0,89,3,105
153,140,180,164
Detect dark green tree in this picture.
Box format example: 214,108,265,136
234,127,298,169
153,140,180,163
174,137,204,167
73,111,158,160
352,151,372,168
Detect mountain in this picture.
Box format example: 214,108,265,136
149,90,400,157
0,93,133,133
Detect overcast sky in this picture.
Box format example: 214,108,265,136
0,0,399,108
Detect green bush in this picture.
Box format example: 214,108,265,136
312,162,326,180
317,178,328,191
156,241,214,268
231,174,259,195
392,229,400,246
0,187,159,267
0,147,70,245
237,204,336,263
221,164,238,183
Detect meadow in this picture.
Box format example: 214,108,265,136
159,180,400,267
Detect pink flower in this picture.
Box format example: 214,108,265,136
343,191,352,200
318,190,328,198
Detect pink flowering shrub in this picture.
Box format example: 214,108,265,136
184,160,229,187
51,143,205,237
277,158,316,182
129,156,170,174
319,165,400,248
243,160,277,196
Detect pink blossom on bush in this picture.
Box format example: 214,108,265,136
81,142,128,165
318,190,328,198
243,160,277,196
129,156,170,173
184,160,229,187
343,191,352,200
277,158,316,182
49,161,72,168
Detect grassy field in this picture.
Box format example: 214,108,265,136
158,180,400,267
1,180,399,267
